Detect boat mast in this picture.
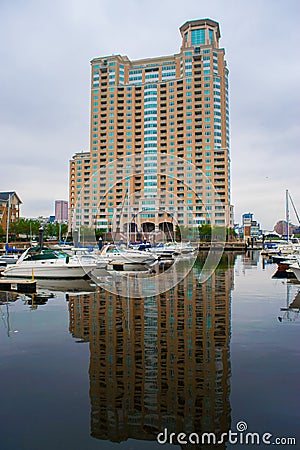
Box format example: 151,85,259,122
288,191,300,225
286,189,289,242
127,177,130,246
58,222,62,243
5,194,11,246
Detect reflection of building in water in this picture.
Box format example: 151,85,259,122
0,292,19,304
68,254,235,446
0,291,54,309
243,250,260,267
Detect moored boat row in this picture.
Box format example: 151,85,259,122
263,241,300,281
0,241,197,280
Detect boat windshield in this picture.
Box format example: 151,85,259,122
24,247,69,261
106,245,125,253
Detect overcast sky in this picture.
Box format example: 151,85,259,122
1,0,299,230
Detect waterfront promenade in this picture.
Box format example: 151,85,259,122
1,240,248,253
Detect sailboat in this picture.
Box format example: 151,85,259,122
0,194,21,266
267,190,300,258
284,189,300,243
284,191,300,263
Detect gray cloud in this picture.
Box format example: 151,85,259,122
0,0,300,228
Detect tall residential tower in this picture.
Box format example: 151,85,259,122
69,19,233,236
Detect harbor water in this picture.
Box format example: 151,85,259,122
0,251,299,449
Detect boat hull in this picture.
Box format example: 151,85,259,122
290,265,300,282
2,261,94,279
100,246,158,265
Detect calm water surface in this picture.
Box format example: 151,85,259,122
0,252,299,449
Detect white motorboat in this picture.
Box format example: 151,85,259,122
71,248,108,269
0,253,19,266
130,242,174,259
272,253,298,264
2,246,96,279
150,241,197,257
165,241,197,255
261,241,295,256
50,246,108,270
99,244,158,266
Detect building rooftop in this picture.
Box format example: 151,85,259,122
179,18,221,39
0,191,22,204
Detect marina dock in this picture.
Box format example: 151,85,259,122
198,242,247,251
0,278,37,293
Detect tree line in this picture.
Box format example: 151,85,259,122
175,224,237,241
0,219,237,242
0,218,68,241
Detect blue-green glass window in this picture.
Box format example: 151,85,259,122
209,29,213,44
191,29,205,45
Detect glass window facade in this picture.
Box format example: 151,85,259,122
191,29,205,45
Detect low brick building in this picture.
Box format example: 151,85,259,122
0,191,22,233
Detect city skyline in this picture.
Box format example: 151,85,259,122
1,0,299,230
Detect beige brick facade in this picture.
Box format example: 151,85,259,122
69,19,234,236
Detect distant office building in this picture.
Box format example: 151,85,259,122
274,220,298,236
241,213,260,240
69,19,233,234
55,200,68,223
0,191,22,231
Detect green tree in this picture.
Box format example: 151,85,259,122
198,224,212,241
0,225,5,240
5,218,43,240
95,228,108,240
30,219,41,237
16,218,32,238
60,223,68,240
175,225,192,241
44,223,56,239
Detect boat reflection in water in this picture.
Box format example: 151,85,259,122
68,253,236,447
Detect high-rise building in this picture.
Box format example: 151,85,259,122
69,18,233,236
55,200,68,223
